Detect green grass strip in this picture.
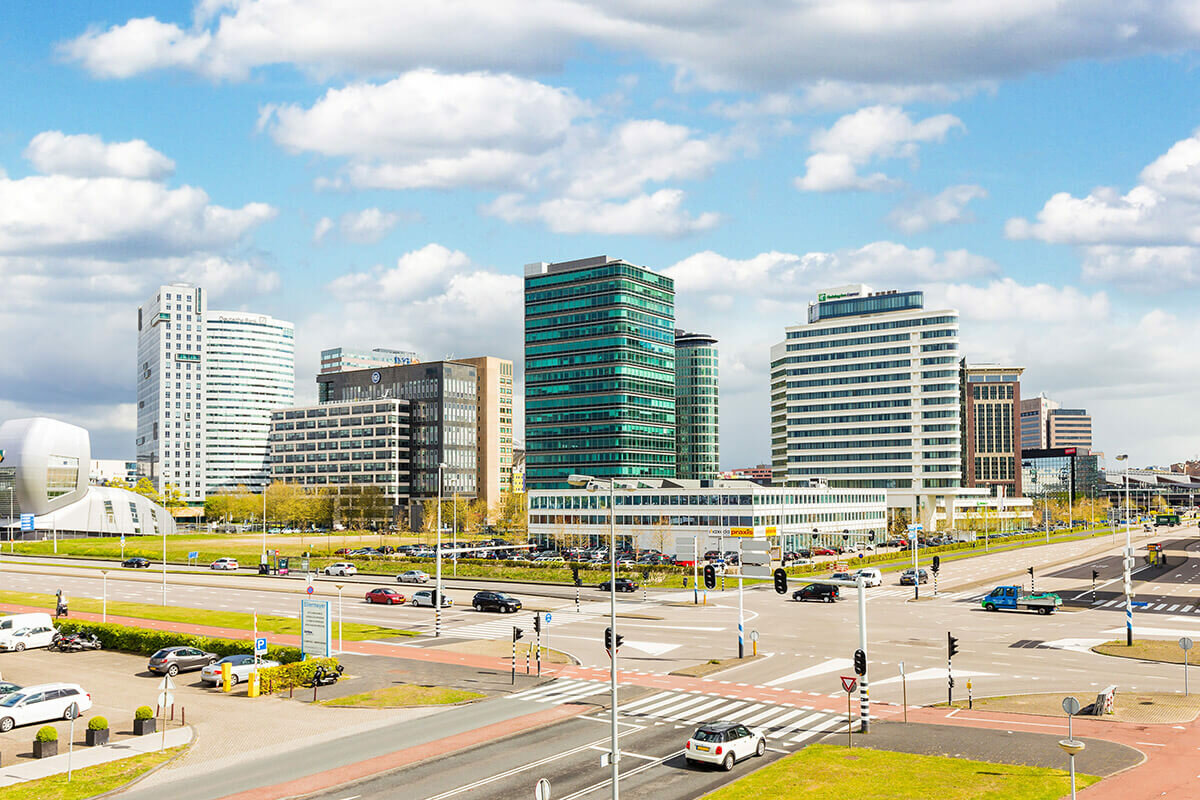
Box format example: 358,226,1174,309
2,745,186,800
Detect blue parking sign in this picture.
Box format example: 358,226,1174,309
254,637,267,654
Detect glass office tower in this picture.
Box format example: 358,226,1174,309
674,330,719,480
524,255,676,490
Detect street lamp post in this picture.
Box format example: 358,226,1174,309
435,461,448,638
262,486,268,562
1117,454,1133,646
335,583,344,653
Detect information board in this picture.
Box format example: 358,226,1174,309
300,598,331,657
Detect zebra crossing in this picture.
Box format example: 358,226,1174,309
865,588,979,601
445,600,660,640
506,679,846,748
1095,597,1199,613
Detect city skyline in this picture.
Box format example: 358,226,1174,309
6,4,1200,468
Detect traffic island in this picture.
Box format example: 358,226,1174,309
669,654,765,678
318,684,485,708
1093,638,1198,665
942,691,1200,724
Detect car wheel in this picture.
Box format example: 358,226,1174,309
167,664,180,677
0,717,13,733
1038,606,1050,615
15,643,24,652
474,602,483,611
230,673,240,685
756,738,766,757
984,603,996,612
722,753,735,771
63,705,77,720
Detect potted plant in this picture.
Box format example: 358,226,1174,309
86,716,110,746
33,725,58,758
133,705,156,736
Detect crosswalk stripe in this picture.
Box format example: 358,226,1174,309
509,680,585,701
684,700,748,723
723,703,767,722
740,705,791,726
1169,605,1180,612
671,697,735,723
1102,599,1118,607
769,711,826,738
789,715,844,744
661,695,728,721
536,683,607,703
757,708,811,732
622,691,689,715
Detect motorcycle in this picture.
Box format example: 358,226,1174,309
309,664,344,687
50,631,102,652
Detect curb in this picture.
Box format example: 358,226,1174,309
80,728,195,800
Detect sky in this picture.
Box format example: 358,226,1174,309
4,2,1200,469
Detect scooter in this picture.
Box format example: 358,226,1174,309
309,664,344,687
50,631,102,652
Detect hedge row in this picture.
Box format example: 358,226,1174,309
55,621,305,664
258,657,340,693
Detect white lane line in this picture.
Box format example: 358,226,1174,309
791,715,852,744
764,657,853,687
419,735,615,800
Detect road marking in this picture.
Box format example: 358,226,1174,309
764,657,853,686
557,749,683,800
587,746,659,761
682,700,749,723
620,691,689,715
656,694,724,721
419,735,616,800
671,697,737,723
622,640,680,656
1136,741,1166,747
789,715,845,744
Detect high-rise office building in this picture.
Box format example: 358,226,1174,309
961,362,1023,496
204,311,295,494
320,347,419,374
524,255,676,490
674,330,719,480
456,356,515,514
1018,393,1059,450
136,283,207,502
1048,407,1093,449
770,285,961,507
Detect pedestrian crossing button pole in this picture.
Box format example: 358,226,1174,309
947,632,959,707
931,556,940,597
511,626,523,685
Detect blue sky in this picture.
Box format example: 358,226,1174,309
4,2,1200,468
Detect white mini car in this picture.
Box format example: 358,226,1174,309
0,624,58,652
684,721,766,770
324,562,358,576
0,683,92,732
210,557,239,570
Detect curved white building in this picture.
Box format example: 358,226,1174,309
0,418,176,538
204,311,295,494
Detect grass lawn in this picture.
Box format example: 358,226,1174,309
700,744,1099,800
0,590,418,641
1094,639,1194,664
4,745,185,800
320,684,484,707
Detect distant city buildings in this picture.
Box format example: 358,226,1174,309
89,459,138,485
456,356,515,513
1018,393,1058,450
722,465,772,485
1022,447,1103,505
1048,407,1093,449
674,330,719,481
320,347,419,374
961,362,1023,497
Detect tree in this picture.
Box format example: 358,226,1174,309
130,477,161,505
493,490,527,539
159,483,186,512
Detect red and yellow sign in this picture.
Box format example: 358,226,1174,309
730,527,754,537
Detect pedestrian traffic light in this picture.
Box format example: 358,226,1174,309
931,556,940,573
704,564,716,589
947,632,959,659
534,614,541,634
773,567,788,595
1092,569,1100,581
853,648,866,676
513,626,524,642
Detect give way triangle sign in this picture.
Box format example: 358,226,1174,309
840,675,858,693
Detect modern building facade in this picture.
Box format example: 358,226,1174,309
136,283,207,502
674,330,719,481
1018,393,1059,450
528,479,886,555
770,285,962,508
89,460,139,485
320,347,420,374
203,311,295,494
268,399,411,509
456,356,515,514
961,362,1023,496
1,418,176,538
722,465,773,485
1048,408,1093,449
1022,447,1103,506
524,255,676,490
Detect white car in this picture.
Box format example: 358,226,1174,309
210,557,239,570
397,570,431,584
200,654,280,685
684,721,766,770
324,563,357,576
854,568,883,587
411,590,453,608
0,683,92,732
0,624,58,652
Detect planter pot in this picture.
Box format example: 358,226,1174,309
134,718,156,736
33,740,58,758
86,728,110,746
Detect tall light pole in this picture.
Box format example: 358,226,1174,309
1117,454,1133,646
435,461,447,637
262,485,268,562
570,473,633,800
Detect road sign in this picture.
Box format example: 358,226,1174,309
1062,696,1080,716
254,637,267,655
306,585,315,595
750,629,759,642
158,675,176,692
1131,601,1149,607
188,551,199,559
840,676,858,693
898,660,905,676
1181,637,1194,651
534,778,551,800
544,613,552,624
741,565,772,578
19,513,34,531
157,691,174,708
300,598,331,657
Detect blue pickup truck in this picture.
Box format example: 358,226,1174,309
981,585,1062,615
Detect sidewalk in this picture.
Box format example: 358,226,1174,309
0,726,192,788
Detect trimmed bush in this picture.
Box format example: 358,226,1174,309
35,725,58,743
88,716,109,731
134,706,154,721
55,621,304,664
258,657,340,693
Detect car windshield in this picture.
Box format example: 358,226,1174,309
0,693,25,707
495,594,513,600
693,728,725,743
151,648,173,659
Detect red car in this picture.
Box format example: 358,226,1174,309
335,548,352,556
811,547,837,557
365,588,406,605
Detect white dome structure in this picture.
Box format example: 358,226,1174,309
0,417,176,538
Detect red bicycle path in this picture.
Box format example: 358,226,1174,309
10,602,1194,798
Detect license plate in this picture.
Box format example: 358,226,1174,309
696,745,709,752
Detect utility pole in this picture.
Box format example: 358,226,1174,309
1117,454,1133,646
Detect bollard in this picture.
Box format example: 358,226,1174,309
247,671,260,698
181,707,185,726
222,661,232,693
967,679,973,710
170,704,175,721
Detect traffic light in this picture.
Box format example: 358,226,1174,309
1092,569,1100,581
604,626,624,654
773,567,788,595
853,648,866,676
932,555,941,573
534,614,542,634
947,632,959,659
704,564,716,589
642,569,650,581
571,566,580,584
1028,566,1034,578
513,626,524,643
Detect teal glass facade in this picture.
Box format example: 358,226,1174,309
674,331,719,480
525,256,676,489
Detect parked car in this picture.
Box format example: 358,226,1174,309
854,568,883,587
0,613,54,649
397,570,431,584
324,562,357,576
472,591,523,613
148,646,219,676
829,571,855,583
899,568,929,585
411,590,453,608
598,578,639,593
210,557,239,571
365,588,406,605
792,583,840,603
684,721,766,770
0,681,19,695
200,655,280,686
0,623,58,652
0,683,92,732
534,554,566,563
811,547,837,557
122,557,151,568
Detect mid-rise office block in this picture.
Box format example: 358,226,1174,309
1018,393,1059,450
674,330,719,481
320,347,419,374
961,362,1023,496
524,255,676,490
456,356,514,514
770,285,962,508
1048,408,1093,449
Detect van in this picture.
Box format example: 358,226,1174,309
855,568,883,587
0,614,54,646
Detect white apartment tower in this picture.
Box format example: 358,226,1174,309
136,284,207,502
770,285,962,509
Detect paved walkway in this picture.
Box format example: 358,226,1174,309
0,727,193,787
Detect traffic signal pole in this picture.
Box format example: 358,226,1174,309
857,576,869,732
737,540,745,659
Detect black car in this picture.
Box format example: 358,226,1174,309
472,591,522,613
792,583,840,603
599,578,638,593
122,557,151,568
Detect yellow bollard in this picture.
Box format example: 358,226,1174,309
753,640,758,657
247,671,260,698
222,661,232,693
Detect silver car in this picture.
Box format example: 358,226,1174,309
200,654,280,685
397,570,431,584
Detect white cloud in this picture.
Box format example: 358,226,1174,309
484,190,720,236
709,82,994,119
313,217,334,243
63,3,1200,92
329,243,474,302
933,279,1110,323
1080,245,1200,288
24,131,175,179
338,208,402,243
796,106,963,192
888,184,987,233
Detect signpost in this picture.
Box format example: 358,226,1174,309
899,661,907,723
1181,637,1194,695
737,539,772,659
157,675,175,752
907,523,923,600
840,676,858,748
187,550,199,566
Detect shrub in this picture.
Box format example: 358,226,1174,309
258,657,340,693
54,621,304,664
88,716,109,731
134,706,154,721
35,726,58,742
